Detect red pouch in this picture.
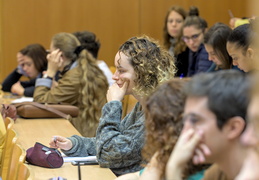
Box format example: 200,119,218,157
26,142,64,168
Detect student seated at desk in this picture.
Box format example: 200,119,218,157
49,35,176,176
33,32,108,137
227,19,259,73
182,7,213,77
1,44,47,97
165,70,251,180
163,6,189,77
204,23,242,72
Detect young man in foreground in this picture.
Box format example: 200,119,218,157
166,70,251,179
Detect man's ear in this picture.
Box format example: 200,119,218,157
247,47,255,59
223,116,246,140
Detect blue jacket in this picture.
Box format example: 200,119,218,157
187,44,213,77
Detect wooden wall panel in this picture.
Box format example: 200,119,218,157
0,0,139,81
140,0,249,45
0,0,252,82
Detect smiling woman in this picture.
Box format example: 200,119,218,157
48,35,176,176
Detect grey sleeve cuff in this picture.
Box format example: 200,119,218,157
35,78,52,88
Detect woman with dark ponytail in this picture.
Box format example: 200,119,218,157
33,32,109,137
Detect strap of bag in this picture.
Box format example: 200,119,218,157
15,102,71,119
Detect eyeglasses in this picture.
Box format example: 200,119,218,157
182,32,202,43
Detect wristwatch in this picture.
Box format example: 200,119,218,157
43,74,53,80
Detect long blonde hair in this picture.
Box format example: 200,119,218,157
52,33,108,136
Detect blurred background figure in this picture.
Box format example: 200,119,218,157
33,32,108,137
163,5,189,77
182,6,213,77
227,21,259,73
73,30,114,86
1,44,48,97
204,23,236,71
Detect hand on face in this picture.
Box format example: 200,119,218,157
17,52,25,65
11,82,25,96
16,53,29,76
106,80,129,102
49,135,73,151
46,49,63,77
167,128,210,170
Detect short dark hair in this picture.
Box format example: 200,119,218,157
20,44,47,72
73,31,100,58
185,70,251,129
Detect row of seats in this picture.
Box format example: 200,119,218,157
0,117,33,180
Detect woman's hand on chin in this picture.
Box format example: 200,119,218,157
106,81,129,102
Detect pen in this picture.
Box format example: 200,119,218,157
228,9,234,18
179,73,184,79
54,136,57,144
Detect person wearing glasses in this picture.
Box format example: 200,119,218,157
182,7,213,77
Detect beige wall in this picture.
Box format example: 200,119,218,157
0,0,250,81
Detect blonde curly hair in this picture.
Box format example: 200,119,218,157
118,35,176,97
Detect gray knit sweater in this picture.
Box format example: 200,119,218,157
62,100,146,176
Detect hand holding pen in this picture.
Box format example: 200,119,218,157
49,135,73,151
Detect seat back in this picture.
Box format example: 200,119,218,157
0,128,18,179
6,142,26,180
122,95,138,118
16,162,34,180
4,117,14,129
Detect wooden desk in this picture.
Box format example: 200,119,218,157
13,118,116,180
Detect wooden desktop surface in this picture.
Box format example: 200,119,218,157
13,118,116,180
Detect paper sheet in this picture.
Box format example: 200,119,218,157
63,156,97,163
11,97,33,103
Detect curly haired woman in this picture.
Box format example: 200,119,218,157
49,35,176,176
33,33,109,137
